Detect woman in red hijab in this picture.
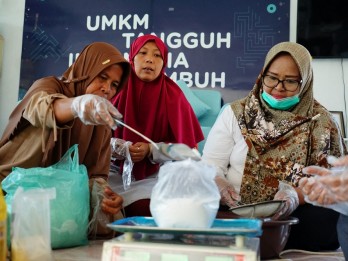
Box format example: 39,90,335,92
112,34,204,216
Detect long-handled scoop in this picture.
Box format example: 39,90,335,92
113,118,201,161
114,118,159,150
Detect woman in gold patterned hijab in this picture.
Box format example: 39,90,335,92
203,42,346,251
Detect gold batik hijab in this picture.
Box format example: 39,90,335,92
231,42,346,204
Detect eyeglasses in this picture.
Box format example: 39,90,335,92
262,75,302,92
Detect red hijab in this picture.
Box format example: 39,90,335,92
113,35,204,180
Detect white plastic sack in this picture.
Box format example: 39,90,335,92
150,159,220,229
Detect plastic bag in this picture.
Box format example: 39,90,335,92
2,144,90,249
150,159,220,229
110,138,134,190
88,178,123,239
122,145,134,190
11,187,55,261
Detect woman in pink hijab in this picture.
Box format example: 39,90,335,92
112,34,204,216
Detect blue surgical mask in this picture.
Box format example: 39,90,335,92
261,91,300,110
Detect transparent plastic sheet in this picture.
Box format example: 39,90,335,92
11,187,55,261
150,159,220,229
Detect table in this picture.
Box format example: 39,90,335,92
52,240,103,261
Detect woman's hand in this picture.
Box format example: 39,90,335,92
215,176,241,207
54,94,123,129
129,142,150,162
273,181,299,220
300,158,348,205
101,186,124,215
110,137,128,160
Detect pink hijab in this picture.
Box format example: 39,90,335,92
113,35,204,180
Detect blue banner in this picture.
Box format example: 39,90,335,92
20,0,290,102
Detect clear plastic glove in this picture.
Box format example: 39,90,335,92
71,94,122,130
273,181,299,220
110,138,129,160
300,161,348,215
214,176,240,208
299,176,333,205
301,158,348,205
300,166,334,205
320,156,348,203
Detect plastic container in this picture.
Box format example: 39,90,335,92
0,186,7,261
259,217,299,259
216,210,299,259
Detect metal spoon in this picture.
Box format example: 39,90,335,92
113,118,159,150
113,118,201,161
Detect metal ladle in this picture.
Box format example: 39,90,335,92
113,118,201,161
114,118,159,150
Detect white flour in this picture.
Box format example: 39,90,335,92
153,198,212,228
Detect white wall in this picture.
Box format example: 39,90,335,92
0,0,25,136
289,0,348,135
312,59,348,133
0,0,347,136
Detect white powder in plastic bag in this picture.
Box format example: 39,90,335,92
150,159,220,229
154,198,211,228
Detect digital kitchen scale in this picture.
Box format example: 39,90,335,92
101,217,262,261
